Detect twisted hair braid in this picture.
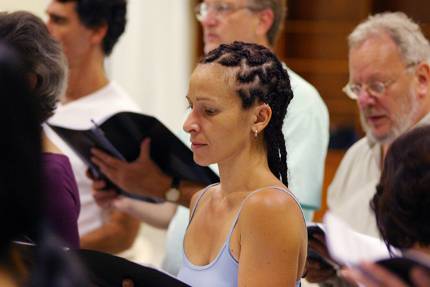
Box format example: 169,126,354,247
201,41,294,185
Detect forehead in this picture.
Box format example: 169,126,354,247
349,33,406,79
189,64,238,100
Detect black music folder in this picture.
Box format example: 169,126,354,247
78,249,189,287
48,111,219,203
306,223,341,270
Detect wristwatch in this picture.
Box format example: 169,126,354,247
165,176,181,202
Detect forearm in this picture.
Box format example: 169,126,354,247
124,201,177,229
80,210,141,254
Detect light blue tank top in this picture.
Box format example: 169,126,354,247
177,184,303,287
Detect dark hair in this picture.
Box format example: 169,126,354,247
248,0,287,46
201,41,293,185
58,0,127,55
0,42,42,258
371,125,430,250
0,42,88,287
0,11,67,123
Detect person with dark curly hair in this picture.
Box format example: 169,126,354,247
372,125,430,254
44,0,174,260
0,11,80,249
340,125,430,287
176,42,306,286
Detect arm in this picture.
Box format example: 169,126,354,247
92,189,178,229
80,209,141,254
238,190,307,286
91,138,204,208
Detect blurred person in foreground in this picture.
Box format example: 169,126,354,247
342,126,430,286
0,11,80,249
0,42,87,287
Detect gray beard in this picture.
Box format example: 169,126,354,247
360,90,419,145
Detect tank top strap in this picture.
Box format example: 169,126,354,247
225,185,305,242
189,182,220,223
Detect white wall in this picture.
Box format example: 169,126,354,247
108,0,193,132
0,0,47,18
0,0,193,132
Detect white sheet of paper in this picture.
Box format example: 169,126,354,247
323,212,399,266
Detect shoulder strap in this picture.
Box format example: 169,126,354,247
188,183,219,223
226,185,305,241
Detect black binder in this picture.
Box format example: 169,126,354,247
48,111,219,203
78,249,189,287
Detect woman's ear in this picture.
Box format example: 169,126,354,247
252,103,272,135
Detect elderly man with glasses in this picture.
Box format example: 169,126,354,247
305,12,430,286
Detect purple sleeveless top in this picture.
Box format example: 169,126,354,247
42,153,80,248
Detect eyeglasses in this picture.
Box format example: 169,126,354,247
194,2,258,22
342,63,417,100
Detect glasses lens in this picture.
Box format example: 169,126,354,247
343,84,359,99
195,3,207,21
368,82,385,96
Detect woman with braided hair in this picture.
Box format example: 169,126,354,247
178,41,307,287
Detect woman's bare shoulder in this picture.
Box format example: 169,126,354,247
239,186,305,230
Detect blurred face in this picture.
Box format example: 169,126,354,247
199,0,262,54
349,34,419,144
183,64,256,166
46,0,93,67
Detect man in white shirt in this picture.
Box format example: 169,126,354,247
44,0,170,261
306,12,430,286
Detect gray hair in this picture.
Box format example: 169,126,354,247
248,0,286,46
348,12,430,65
0,11,67,123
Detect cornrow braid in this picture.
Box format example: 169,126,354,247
201,41,294,185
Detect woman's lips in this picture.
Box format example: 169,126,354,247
191,142,207,150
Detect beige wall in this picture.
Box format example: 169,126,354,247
0,0,47,18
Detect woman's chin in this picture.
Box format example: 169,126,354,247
193,156,214,167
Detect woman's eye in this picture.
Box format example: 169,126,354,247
204,108,217,116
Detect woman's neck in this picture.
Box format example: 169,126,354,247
217,145,281,195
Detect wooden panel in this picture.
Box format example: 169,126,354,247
283,58,348,74
313,150,346,222
287,0,372,21
373,0,430,23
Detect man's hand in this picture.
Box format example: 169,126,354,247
91,138,170,199
305,233,338,283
